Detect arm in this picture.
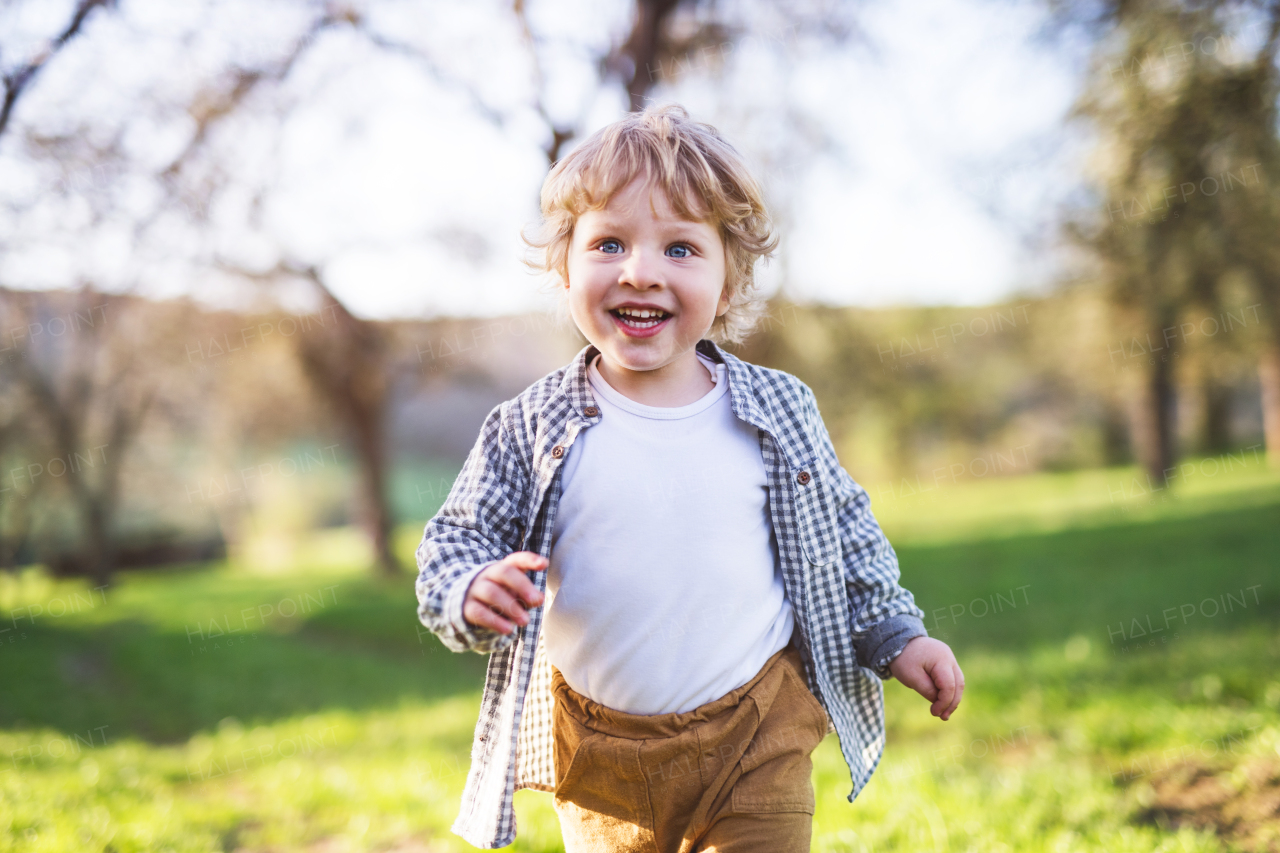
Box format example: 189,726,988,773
799,384,928,679
415,401,531,655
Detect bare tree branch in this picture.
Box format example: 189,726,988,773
612,0,681,112
513,0,593,164
0,0,114,138
356,27,509,130
159,6,358,182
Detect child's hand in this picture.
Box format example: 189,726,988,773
887,637,964,721
462,552,548,634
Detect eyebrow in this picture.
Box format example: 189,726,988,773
581,218,715,238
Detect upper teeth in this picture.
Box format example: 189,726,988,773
617,308,665,318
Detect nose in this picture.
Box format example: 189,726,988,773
618,244,663,290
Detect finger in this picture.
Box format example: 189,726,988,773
904,665,938,702
463,597,515,634
494,562,545,608
930,662,957,719
473,578,530,628
506,551,550,572
945,663,965,720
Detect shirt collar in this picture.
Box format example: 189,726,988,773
550,338,776,440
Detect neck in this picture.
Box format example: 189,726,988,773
594,348,715,407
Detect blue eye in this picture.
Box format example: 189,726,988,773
667,244,692,259
599,239,622,254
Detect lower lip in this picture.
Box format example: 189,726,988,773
609,311,672,338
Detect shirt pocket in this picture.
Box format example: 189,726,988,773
792,459,841,567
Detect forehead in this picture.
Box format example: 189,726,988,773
579,176,714,229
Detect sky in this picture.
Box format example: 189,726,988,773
0,0,1094,321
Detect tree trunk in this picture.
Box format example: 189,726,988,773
79,493,115,588
1260,344,1280,469
292,270,402,578
1101,400,1131,466
622,0,681,111
1199,375,1233,455
352,409,399,577
1132,337,1177,487
0,492,33,570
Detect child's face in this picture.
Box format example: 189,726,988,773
564,177,728,377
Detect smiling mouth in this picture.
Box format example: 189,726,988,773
609,308,671,330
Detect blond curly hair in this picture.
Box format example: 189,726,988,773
524,104,778,345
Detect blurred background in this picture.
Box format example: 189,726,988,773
1,0,1278,851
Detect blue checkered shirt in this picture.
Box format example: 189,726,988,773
415,338,927,849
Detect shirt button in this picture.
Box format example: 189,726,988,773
552,445,565,458
583,406,599,417
797,470,811,485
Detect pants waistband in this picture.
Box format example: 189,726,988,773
549,640,804,739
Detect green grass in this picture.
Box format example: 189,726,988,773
2,456,1279,852
870,445,1280,544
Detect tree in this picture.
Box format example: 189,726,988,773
1213,10,1280,466
1063,0,1280,484
222,261,411,577
4,287,158,586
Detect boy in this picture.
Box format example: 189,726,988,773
416,104,963,852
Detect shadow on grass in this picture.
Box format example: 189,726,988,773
4,499,1277,747
0,575,491,744
899,501,1280,651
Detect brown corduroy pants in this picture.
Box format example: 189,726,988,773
549,640,829,853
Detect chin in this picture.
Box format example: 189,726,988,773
603,348,664,369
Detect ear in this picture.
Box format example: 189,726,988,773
715,283,731,317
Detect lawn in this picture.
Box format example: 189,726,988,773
2,455,1278,852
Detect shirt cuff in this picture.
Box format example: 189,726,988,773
862,614,929,679
447,560,502,642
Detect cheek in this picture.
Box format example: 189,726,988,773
569,259,595,287
564,256,590,292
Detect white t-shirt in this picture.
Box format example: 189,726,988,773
543,351,796,714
